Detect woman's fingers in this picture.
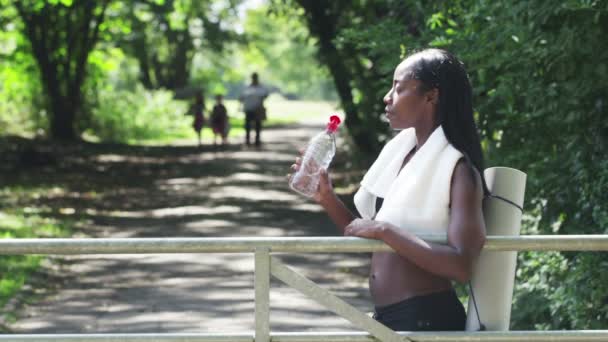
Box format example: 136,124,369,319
290,157,302,173
319,168,328,181
318,168,331,189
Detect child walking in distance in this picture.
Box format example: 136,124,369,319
189,91,206,148
210,94,229,147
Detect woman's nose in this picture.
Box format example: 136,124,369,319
383,91,392,105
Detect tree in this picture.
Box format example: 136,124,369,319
446,1,608,329
13,0,110,141
119,0,241,91
240,5,336,100
280,0,424,160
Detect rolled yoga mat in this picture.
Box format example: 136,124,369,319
466,167,527,331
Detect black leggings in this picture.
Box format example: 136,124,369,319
373,290,466,331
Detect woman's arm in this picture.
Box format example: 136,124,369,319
344,160,486,283
290,157,356,234
316,170,357,233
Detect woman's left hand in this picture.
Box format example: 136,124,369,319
344,219,387,240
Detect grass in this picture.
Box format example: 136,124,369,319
0,187,73,312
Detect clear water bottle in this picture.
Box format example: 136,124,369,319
289,115,341,197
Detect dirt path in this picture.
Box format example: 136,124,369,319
5,123,372,333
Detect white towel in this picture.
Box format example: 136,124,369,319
353,126,463,242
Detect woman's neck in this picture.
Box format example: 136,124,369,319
414,122,440,150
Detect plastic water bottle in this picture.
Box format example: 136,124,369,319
289,115,341,197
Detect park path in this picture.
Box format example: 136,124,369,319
7,122,372,333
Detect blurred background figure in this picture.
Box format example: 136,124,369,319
239,72,269,147
210,94,229,147
189,91,206,148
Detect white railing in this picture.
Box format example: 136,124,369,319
1,235,607,342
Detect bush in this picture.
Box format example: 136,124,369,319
0,55,46,137
85,85,190,143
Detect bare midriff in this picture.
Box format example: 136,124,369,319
369,251,452,307
368,144,452,307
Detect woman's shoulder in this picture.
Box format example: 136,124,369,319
450,159,483,204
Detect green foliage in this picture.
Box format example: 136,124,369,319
85,85,189,143
293,0,608,329
0,12,45,136
335,11,411,146
80,44,193,143
512,251,570,329
0,196,72,310
283,0,420,157
513,251,608,329
0,257,41,309
0,59,45,136
394,0,608,329
189,56,242,98
241,5,336,100
74,42,194,143
9,0,112,140
442,1,608,329
0,0,605,328
115,0,243,90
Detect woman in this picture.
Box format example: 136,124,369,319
290,48,488,331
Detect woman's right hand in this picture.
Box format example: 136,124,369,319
314,167,335,204
289,150,335,204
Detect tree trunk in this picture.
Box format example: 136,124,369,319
170,31,191,90
14,1,108,141
49,96,77,141
297,1,381,157
133,35,154,89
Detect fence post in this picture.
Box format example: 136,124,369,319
255,247,270,342
467,167,527,331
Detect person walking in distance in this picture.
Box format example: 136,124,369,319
210,94,229,147
239,72,269,147
189,91,206,148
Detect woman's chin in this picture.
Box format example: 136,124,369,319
385,117,400,130
384,114,396,126
388,121,411,131
384,114,409,130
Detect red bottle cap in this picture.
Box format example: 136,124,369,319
326,115,341,133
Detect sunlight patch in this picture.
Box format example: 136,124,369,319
208,186,299,201
229,172,282,182
84,205,241,218
289,203,324,212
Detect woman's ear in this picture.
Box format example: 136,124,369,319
426,88,439,105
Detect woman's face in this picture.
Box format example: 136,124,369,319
383,61,436,130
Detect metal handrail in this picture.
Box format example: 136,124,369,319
1,330,608,341
1,235,607,342
1,235,607,254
